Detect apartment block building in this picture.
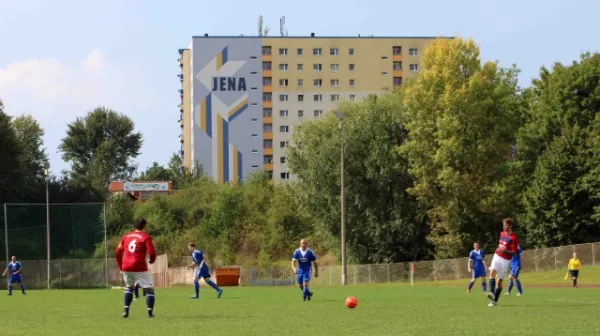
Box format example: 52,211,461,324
178,34,443,184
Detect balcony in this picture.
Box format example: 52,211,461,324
263,85,272,92
392,55,403,61
393,70,403,77
263,70,272,77
263,132,273,140
263,116,273,123
262,54,272,62
263,163,273,171
263,101,273,108
263,148,273,155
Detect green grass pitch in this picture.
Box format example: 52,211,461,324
1,268,599,336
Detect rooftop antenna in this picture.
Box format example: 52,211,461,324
264,24,270,36
258,15,263,37
280,16,286,37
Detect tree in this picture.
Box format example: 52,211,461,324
11,115,49,200
399,37,522,258
137,162,174,182
0,99,23,203
287,92,430,263
59,106,143,196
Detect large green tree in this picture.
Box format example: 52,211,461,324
0,99,23,203
59,106,143,196
287,93,430,263
399,37,522,258
517,53,600,246
11,115,49,200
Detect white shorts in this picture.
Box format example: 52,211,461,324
489,254,511,280
122,271,154,288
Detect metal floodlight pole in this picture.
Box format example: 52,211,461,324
45,163,50,290
335,111,347,286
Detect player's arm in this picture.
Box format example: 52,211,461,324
467,258,472,272
313,260,319,278
13,266,21,275
1,267,7,276
291,258,297,274
145,236,157,264
115,238,125,270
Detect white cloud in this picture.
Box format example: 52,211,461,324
80,49,104,71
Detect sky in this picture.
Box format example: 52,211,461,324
0,0,598,176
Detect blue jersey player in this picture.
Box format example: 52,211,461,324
467,242,487,294
187,243,223,299
291,239,319,302
2,256,26,296
506,245,523,296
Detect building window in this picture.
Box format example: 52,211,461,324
280,172,290,180
264,156,273,164
330,64,339,71
264,139,273,148
263,77,272,86
279,48,288,55
280,156,286,164
349,94,356,101
251,149,259,154
279,110,289,117
330,79,339,87
262,62,272,70
250,102,258,106
279,79,288,87
297,79,304,87
349,48,354,55
263,123,273,133
279,63,288,71
262,46,272,55
409,64,419,71
394,77,403,86
381,72,388,76
298,94,304,102
409,48,418,56
279,125,289,133
331,94,340,102
267,171,273,179
314,110,323,117
393,61,402,71
263,108,272,117
349,64,355,71
313,94,322,102
298,110,304,117
313,64,322,71
252,134,258,137
393,46,402,55
279,94,288,102
263,92,272,101
280,141,288,148
313,79,322,87
297,64,303,71
297,48,303,55
330,48,339,56
381,56,388,60
349,79,355,87
313,48,322,56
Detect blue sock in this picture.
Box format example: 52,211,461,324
20,284,25,294
468,280,475,290
489,278,496,293
516,280,523,294
482,280,487,292
508,279,514,293
8,285,12,295
194,281,200,297
124,288,133,315
302,286,308,300
134,284,140,298
145,290,155,316
205,279,220,292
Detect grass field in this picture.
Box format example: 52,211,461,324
1,268,598,336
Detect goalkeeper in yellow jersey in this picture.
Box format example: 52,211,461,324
567,252,582,288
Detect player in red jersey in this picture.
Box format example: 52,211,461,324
115,218,157,318
486,217,519,307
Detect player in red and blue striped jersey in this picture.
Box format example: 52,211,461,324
486,218,519,307
291,239,319,302
2,256,26,296
467,242,487,294
187,243,223,299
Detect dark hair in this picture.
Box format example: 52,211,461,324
188,243,195,248
473,241,479,245
503,217,514,226
135,218,147,230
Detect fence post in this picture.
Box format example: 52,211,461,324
368,264,372,284
387,263,390,283
433,260,437,282
59,259,62,290
592,243,596,267
329,265,332,286
554,248,557,270
410,263,414,287
534,249,538,272
353,265,357,285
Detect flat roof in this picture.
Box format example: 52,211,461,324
191,35,452,39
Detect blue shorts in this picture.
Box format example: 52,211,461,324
195,265,211,279
510,265,520,278
297,270,311,284
8,275,22,284
472,268,486,278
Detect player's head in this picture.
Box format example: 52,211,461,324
300,239,307,250
134,218,147,231
502,217,514,233
573,251,577,258
187,243,196,252
10,256,16,262
473,242,480,250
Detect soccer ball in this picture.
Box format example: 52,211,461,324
345,296,358,309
